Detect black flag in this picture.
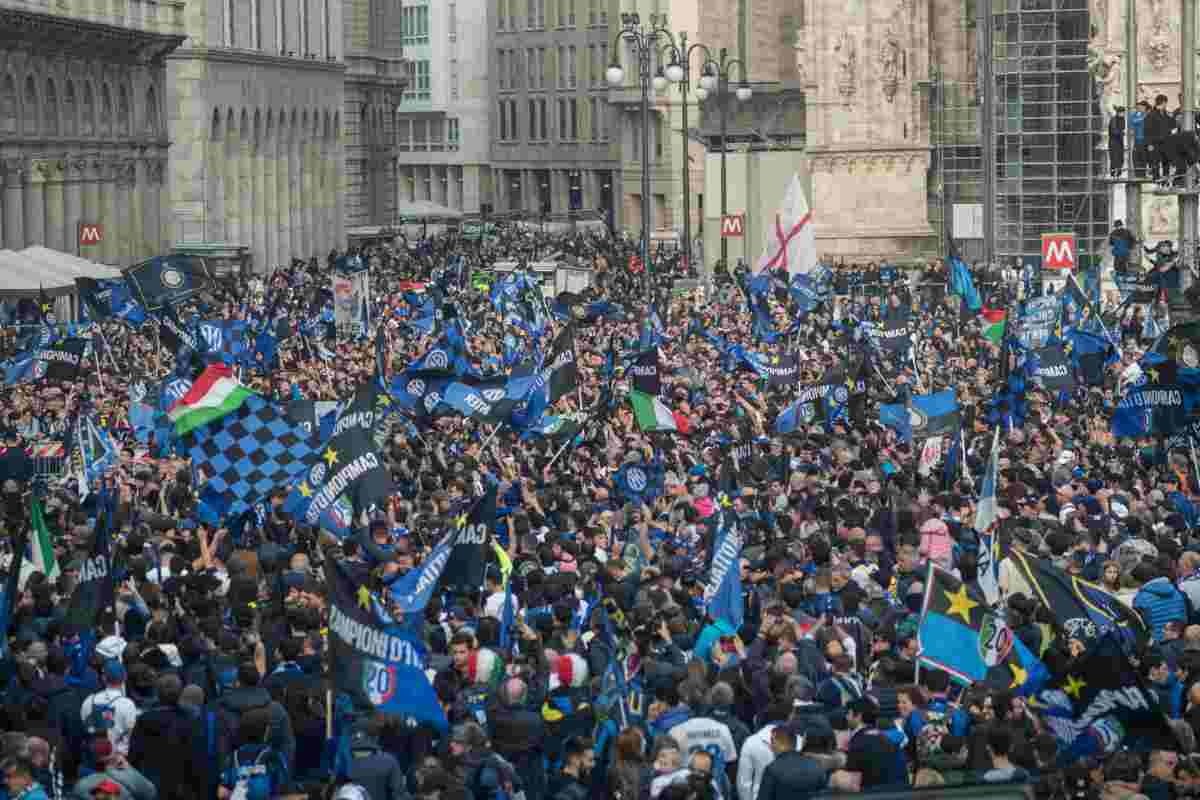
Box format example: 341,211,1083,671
545,323,579,404
1035,344,1075,391
64,489,115,635
75,278,113,320
442,485,496,591
286,425,394,533
629,347,661,396
155,306,203,355
40,338,87,383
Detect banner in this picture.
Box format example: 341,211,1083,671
324,558,447,731
1018,296,1059,349
334,271,369,340
283,425,393,538
765,351,800,387
39,338,87,383
123,255,213,311
1115,274,1157,304
874,317,911,352
703,516,744,628
629,347,660,396
1034,344,1075,391
442,486,496,591
64,489,115,636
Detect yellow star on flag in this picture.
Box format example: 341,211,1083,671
1063,674,1087,699
454,512,468,529
942,585,978,623
323,447,339,467
1008,662,1028,688
299,481,312,497
1147,368,1159,383
1170,336,1183,352
376,394,391,408
356,585,371,610
771,355,780,364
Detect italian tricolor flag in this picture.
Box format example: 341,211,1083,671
630,390,678,432
168,364,256,435
981,308,1006,345
21,496,59,584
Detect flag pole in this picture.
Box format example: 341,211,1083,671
545,435,576,472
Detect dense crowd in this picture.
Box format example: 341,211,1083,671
0,223,1197,800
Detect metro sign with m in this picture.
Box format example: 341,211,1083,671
720,214,745,238
78,223,104,247
1041,232,1076,271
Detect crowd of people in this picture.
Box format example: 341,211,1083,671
0,222,1197,800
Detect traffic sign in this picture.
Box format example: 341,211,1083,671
1041,232,1076,271
78,223,103,247
720,214,745,238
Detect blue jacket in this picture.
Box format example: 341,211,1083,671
1129,111,1147,144
1134,577,1187,642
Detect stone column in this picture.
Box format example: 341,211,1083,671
263,129,277,269
3,160,24,249
300,133,313,261
0,168,4,247
316,134,329,257
98,160,117,263
24,160,47,248
251,136,266,273
64,159,85,256
289,131,301,260
145,157,165,255
130,156,146,261
82,159,101,250
114,159,134,265
582,169,595,212
225,129,241,246
238,134,253,263
207,134,226,243
333,137,345,251
277,127,291,264
41,160,66,253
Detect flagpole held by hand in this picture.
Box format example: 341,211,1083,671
545,435,575,472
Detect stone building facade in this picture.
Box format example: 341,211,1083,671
0,0,185,265
343,0,407,230
166,0,346,270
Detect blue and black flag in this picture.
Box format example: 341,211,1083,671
123,255,214,311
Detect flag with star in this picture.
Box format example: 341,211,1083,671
1112,352,1200,438
766,351,800,387
324,557,447,732
1153,320,1200,367
917,563,1048,691
1005,548,1147,649
441,484,497,592
282,425,393,538
1036,633,1177,753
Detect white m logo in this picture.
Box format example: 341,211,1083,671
1042,235,1076,269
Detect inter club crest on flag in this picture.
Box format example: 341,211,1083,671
160,267,185,290
425,350,449,369
625,466,647,492
364,660,398,705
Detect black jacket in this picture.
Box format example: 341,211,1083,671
215,686,296,771
491,706,547,800
1147,109,1174,145
128,704,212,800
548,775,589,800
757,752,829,800
347,734,410,800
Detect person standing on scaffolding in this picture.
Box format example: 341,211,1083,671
1109,106,1126,177
1131,100,1151,177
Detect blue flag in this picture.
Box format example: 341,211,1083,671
123,255,214,311
703,516,744,629
949,254,982,313
386,527,464,613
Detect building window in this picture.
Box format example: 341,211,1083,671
430,118,444,151
590,97,598,140
529,99,537,140
404,60,431,101
224,0,234,46
557,46,566,88
538,48,546,89
449,2,456,38
588,0,594,25
568,45,576,87
526,0,535,30
413,118,427,150
448,118,460,148
656,113,664,159
539,98,548,140
631,113,639,157
497,0,505,29
498,50,506,90
278,0,287,54
570,97,578,139
598,3,605,24
536,0,545,27
499,102,507,139
526,48,536,89
301,0,309,54
451,60,459,99
599,43,608,77
402,6,430,45
398,118,411,150
567,0,574,26
558,98,567,139
509,100,519,139
509,50,520,88
588,45,596,86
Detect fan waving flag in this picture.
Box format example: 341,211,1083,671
283,426,393,538
169,364,256,435
704,516,744,628
442,486,497,592
630,390,678,432
23,496,60,584
981,308,1007,345
756,174,817,277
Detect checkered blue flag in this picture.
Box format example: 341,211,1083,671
184,393,322,517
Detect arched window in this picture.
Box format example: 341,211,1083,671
0,75,16,135
211,107,222,142
100,84,113,135
23,75,37,135
145,85,159,135
81,82,95,136
118,85,131,136
45,79,58,135
63,81,77,136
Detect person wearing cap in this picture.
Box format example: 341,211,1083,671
73,737,158,800
80,660,141,757
754,721,828,800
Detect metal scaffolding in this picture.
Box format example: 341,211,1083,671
932,0,1109,268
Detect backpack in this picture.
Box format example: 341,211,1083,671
914,707,954,761
469,754,526,800
86,692,120,735
229,747,274,800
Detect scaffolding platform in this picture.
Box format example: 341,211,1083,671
1148,184,1200,195
1096,176,1159,185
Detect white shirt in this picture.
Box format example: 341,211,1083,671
483,590,520,620
736,725,776,800
669,716,738,768
80,687,140,755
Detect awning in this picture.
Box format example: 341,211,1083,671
395,200,465,220
0,246,119,296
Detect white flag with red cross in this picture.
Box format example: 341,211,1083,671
756,174,817,277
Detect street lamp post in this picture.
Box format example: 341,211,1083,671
607,11,676,303
660,37,751,291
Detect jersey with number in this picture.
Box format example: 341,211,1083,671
668,716,738,771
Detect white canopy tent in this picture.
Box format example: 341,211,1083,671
0,247,121,320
